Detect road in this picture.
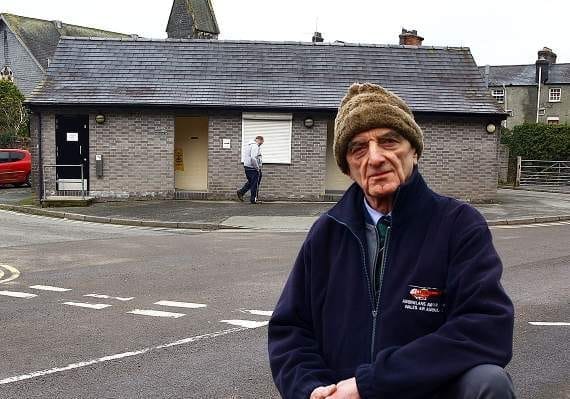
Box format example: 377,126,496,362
0,209,568,398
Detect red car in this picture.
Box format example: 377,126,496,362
0,149,32,187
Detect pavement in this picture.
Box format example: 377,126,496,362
0,186,569,231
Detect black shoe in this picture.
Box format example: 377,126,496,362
237,190,244,202
250,200,262,204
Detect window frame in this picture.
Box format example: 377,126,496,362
548,88,561,102
491,88,505,104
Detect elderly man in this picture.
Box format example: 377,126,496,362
268,83,515,399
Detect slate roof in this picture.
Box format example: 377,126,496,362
28,37,504,115
0,13,131,70
479,63,570,86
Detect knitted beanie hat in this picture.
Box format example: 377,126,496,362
334,83,424,174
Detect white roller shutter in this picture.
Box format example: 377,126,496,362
242,113,292,164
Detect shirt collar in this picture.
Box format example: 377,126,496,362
363,198,390,225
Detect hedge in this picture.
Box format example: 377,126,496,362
502,123,570,160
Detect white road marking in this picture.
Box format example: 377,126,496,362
63,302,111,310
220,319,269,328
0,325,259,385
154,300,207,309
241,309,273,317
529,322,570,326
84,294,134,301
0,264,20,284
30,285,72,292
493,221,570,229
127,309,185,318
0,290,37,299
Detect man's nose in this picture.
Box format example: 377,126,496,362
368,141,387,164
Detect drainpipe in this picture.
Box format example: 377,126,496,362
536,66,542,123
37,112,43,202
503,83,508,129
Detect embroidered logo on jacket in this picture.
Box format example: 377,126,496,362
402,285,445,313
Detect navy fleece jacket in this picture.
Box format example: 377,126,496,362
268,169,514,399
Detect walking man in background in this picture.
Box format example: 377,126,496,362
237,135,263,204
268,83,515,398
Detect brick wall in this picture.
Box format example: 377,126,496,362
0,22,44,96
32,111,175,200
207,112,327,200
418,117,498,201
89,112,175,199
31,109,498,202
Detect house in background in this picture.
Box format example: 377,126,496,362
27,30,505,203
480,47,570,128
0,13,131,96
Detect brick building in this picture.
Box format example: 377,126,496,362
27,35,505,202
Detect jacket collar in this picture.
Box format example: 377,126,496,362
327,167,432,231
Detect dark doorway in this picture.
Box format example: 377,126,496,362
55,115,89,191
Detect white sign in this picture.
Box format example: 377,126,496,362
67,132,79,142
222,139,231,149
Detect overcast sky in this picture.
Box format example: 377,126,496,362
2,0,568,65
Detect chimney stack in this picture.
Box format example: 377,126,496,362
537,47,557,64
399,28,423,46
536,47,556,83
312,31,324,43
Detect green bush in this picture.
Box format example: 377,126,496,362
0,80,28,138
502,123,570,160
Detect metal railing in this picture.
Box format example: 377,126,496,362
42,164,86,200
516,157,570,187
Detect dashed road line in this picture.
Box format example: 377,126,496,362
0,290,37,299
30,285,72,292
220,319,269,328
63,302,112,310
529,321,570,326
84,294,134,301
154,300,207,309
0,324,264,385
241,309,273,317
127,309,186,318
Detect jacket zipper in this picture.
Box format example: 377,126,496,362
370,226,391,359
326,215,379,362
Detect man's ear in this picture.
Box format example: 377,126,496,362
413,152,418,165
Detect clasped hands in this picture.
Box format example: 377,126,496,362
310,377,360,399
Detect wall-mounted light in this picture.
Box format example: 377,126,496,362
95,114,105,124
486,123,497,134
303,117,315,129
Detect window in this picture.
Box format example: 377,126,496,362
491,89,504,103
538,108,546,116
242,113,292,164
10,152,25,161
0,152,10,163
547,117,560,125
549,88,561,102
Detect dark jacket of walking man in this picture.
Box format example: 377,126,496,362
237,135,264,204
268,83,516,399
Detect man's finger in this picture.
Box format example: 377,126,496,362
311,384,336,399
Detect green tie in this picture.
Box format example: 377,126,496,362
374,216,391,295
